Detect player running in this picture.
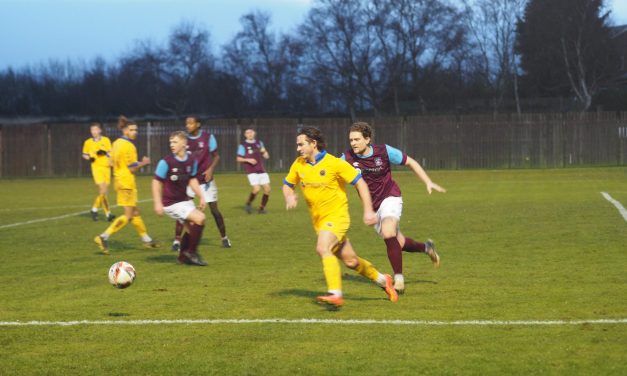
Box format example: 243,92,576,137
236,127,271,214
94,116,160,254
152,131,208,266
171,117,232,251
342,122,446,294
282,126,398,308
82,122,115,222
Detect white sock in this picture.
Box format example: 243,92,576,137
91,208,98,212
328,289,343,297
100,233,109,240
141,234,152,242
376,273,387,287
394,274,404,284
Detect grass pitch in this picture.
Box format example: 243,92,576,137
0,168,626,375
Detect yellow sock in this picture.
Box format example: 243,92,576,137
92,195,102,210
130,216,148,239
104,216,128,237
101,195,110,215
322,255,342,294
355,257,381,283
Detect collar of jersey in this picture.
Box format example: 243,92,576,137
308,150,327,166
355,146,374,158
173,153,189,162
120,136,134,143
187,130,203,140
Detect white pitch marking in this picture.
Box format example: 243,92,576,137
0,199,153,230
0,318,626,327
0,205,91,212
601,192,627,222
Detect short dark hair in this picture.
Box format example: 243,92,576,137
349,122,373,140
117,115,136,130
90,122,102,130
298,126,326,151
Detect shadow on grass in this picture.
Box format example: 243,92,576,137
342,273,438,285
145,254,178,263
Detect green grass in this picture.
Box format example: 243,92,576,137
1,168,626,375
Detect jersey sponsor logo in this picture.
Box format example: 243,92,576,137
319,169,326,176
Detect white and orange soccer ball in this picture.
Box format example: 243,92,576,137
108,261,136,289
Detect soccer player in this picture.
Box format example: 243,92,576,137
152,131,208,266
342,122,446,294
282,126,398,308
171,116,232,251
94,116,160,254
82,122,115,222
236,128,270,214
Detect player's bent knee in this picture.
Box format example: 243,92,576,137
343,257,359,269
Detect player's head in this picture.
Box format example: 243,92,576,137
244,128,256,141
118,115,139,140
349,122,373,155
169,131,187,155
185,116,201,135
297,126,326,159
89,122,102,138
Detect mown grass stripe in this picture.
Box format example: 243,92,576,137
1,318,626,327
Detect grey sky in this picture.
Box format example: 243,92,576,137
0,0,625,70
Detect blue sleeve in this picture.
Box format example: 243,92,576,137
237,144,245,156
209,134,217,152
283,178,295,188
350,174,362,186
386,145,406,165
155,159,168,179
191,160,198,177
340,153,346,160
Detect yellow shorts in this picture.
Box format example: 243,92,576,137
314,215,350,245
92,166,111,185
116,189,137,207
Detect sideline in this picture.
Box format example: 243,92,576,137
0,199,153,230
600,192,627,222
1,318,626,327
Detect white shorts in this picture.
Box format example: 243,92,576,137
247,172,270,186
186,181,218,203
374,196,403,237
164,200,196,222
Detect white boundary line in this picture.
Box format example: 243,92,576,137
0,204,91,212
0,199,153,230
1,318,626,327
600,192,627,222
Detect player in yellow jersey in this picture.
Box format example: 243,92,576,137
282,127,398,308
82,123,115,222
94,116,160,254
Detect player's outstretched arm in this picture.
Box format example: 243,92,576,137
282,184,298,210
188,177,206,211
151,179,164,216
405,156,446,195
354,179,377,226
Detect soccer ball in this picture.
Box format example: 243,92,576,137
108,261,136,289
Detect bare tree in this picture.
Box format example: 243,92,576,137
463,0,526,115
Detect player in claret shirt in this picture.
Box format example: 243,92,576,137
171,116,232,251
82,122,114,222
283,126,398,309
342,122,446,294
237,128,271,214
153,131,208,266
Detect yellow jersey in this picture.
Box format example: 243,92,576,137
284,151,361,223
82,136,112,169
111,137,139,190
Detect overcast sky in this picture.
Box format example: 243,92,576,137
1,0,626,70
